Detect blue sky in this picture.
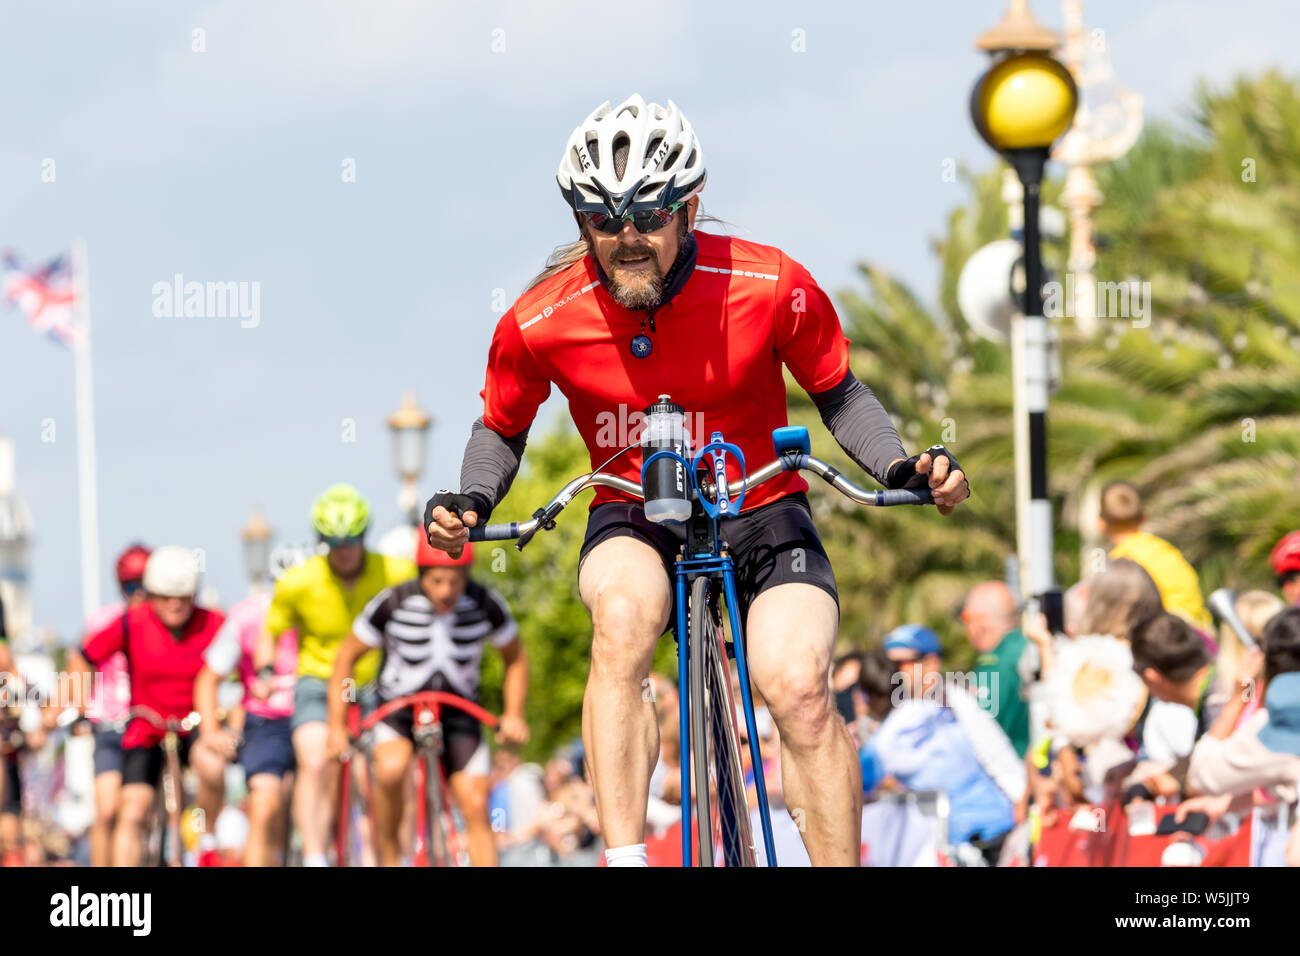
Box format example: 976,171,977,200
2,0,1296,642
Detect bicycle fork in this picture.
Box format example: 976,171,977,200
675,560,778,867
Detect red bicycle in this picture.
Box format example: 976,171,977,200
337,691,497,867
128,706,200,867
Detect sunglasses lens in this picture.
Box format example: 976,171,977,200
585,212,620,235
635,208,673,231
586,203,681,235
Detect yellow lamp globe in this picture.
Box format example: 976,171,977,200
974,52,1077,151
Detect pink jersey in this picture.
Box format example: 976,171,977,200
83,602,131,725
203,592,297,720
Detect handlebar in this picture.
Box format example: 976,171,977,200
469,451,933,548
356,690,499,737
128,706,200,734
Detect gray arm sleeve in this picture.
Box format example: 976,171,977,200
459,417,530,518
808,371,906,486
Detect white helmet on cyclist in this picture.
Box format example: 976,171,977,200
143,546,201,598
557,94,707,218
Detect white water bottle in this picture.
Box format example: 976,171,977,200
642,395,692,524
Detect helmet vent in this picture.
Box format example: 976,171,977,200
612,133,631,178
664,145,682,170
584,137,599,169
644,134,664,164
685,147,698,169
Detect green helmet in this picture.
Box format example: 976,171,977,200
311,483,371,540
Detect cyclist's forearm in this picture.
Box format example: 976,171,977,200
69,650,94,713
808,371,906,486
501,653,528,720
459,418,531,521
252,627,276,672
328,637,365,730
193,667,221,730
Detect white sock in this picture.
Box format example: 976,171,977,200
604,844,648,867
303,852,330,867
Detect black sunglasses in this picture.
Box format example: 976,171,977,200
583,201,684,236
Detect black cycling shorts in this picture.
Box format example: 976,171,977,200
578,491,838,626
122,734,194,787
379,705,483,778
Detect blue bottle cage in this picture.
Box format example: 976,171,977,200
692,431,746,518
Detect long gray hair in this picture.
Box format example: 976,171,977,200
524,210,733,292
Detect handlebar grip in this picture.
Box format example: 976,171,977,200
469,523,518,542
875,488,934,506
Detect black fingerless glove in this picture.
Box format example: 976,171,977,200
884,444,970,494
423,490,492,540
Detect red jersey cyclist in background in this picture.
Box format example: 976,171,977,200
77,546,227,866
426,94,969,866
67,543,150,866
327,538,530,866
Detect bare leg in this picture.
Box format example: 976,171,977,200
244,774,284,867
745,584,861,866
449,771,496,867
577,537,672,850
189,738,227,840
90,771,122,866
371,738,412,867
292,723,337,862
114,783,155,867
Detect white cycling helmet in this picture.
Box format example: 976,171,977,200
143,545,201,598
557,94,706,218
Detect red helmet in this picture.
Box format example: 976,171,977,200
115,544,151,583
1270,531,1300,576
416,535,474,569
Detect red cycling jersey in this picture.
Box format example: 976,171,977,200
481,230,850,512
82,603,225,749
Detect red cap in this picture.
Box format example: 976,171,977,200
416,535,474,569
115,544,151,583
1270,531,1300,576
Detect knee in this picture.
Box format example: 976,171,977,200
294,744,330,779
762,664,835,747
456,787,489,822
118,793,154,827
96,795,120,827
247,791,280,827
372,753,408,790
589,591,664,679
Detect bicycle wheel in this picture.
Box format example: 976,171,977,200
422,751,456,867
687,576,757,867
147,786,168,866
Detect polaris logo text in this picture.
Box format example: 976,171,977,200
50,886,151,936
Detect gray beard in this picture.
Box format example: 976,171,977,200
606,261,666,310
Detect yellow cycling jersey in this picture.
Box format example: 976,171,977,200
1109,531,1212,630
265,551,417,685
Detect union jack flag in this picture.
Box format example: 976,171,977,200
3,250,81,347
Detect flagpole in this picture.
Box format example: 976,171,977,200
71,239,101,617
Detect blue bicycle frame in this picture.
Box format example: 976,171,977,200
467,420,935,868
648,430,778,866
